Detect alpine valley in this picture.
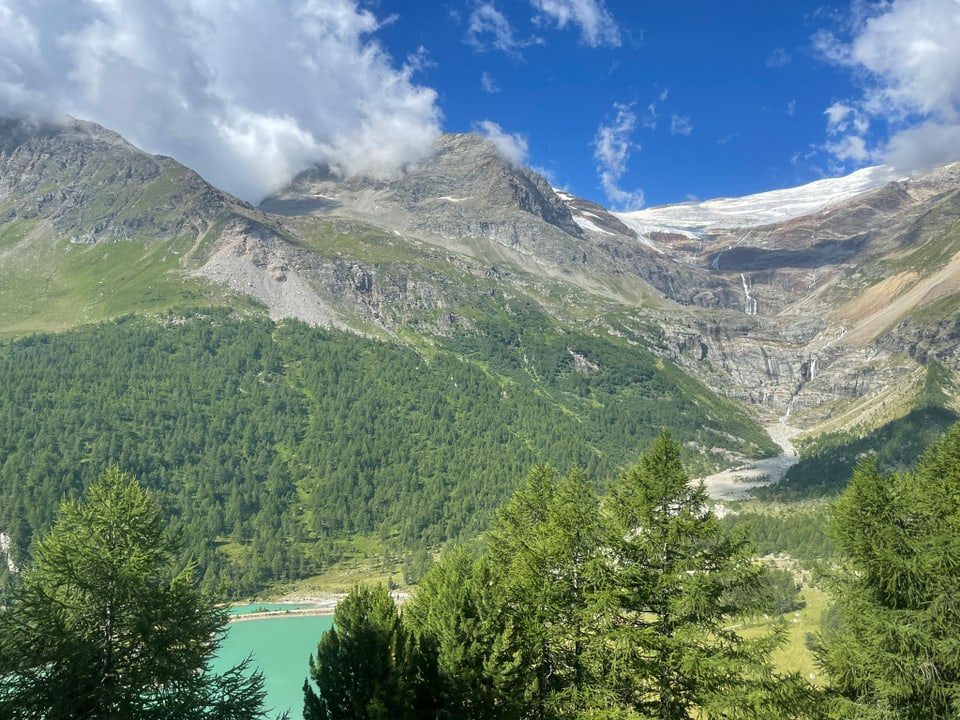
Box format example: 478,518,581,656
1,116,959,594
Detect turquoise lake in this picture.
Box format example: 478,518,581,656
213,611,334,718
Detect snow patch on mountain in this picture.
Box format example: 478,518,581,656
572,214,614,235
615,165,901,240
553,187,638,238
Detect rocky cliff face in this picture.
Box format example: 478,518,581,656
568,162,960,427
258,142,960,430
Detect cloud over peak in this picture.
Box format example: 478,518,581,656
0,0,443,202
593,102,644,210
475,119,529,166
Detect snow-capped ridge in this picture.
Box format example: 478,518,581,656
616,165,902,239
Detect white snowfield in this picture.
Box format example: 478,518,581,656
614,165,901,240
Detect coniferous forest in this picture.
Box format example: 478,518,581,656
8,427,960,718
302,427,960,719
0,311,776,599
0,293,956,720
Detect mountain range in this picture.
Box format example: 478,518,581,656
2,116,959,506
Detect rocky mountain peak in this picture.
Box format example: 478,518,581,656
0,116,243,245
261,132,589,266
406,133,583,237
5,116,960,443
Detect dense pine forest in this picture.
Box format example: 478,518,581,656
0,311,774,599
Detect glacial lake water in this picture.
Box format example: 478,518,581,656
213,609,334,719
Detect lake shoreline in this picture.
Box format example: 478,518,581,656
227,590,410,622
227,595,344,622
228,606,337,622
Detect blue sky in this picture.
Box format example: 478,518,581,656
374,1,853,207
373,0,960,207
2,0,959,208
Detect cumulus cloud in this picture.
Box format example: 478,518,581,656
816,0,960,173
530,0,621,47
475,119,529,165
885,119,960,170
670,114,693,136
0,0,442,202
593,103,644,210
826,134,871,163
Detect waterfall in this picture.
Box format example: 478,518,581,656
740,273,757,315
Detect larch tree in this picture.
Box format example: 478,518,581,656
817,425,960,718
334,433,821,719
405,465,611,720
304,583,419,720
0,466,271,720
486,465,610,718
404,546,527,720
604,429,815,719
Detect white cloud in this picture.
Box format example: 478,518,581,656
786,100,797,116
816,0,960,173
467,2,534,54
0,0,442,202
530,0,621,47
824,101,869,134
670,114,693,136
475,120,529,165
812,28,852,66
885,119,960,172
593,103,644,210
826,134,871,163
642,88,668,130
480,71,500,93
766,48,792,67
824,102,853,130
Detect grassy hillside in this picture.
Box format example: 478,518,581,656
0,224,257,336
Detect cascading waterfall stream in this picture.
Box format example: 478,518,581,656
740,273,757,315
